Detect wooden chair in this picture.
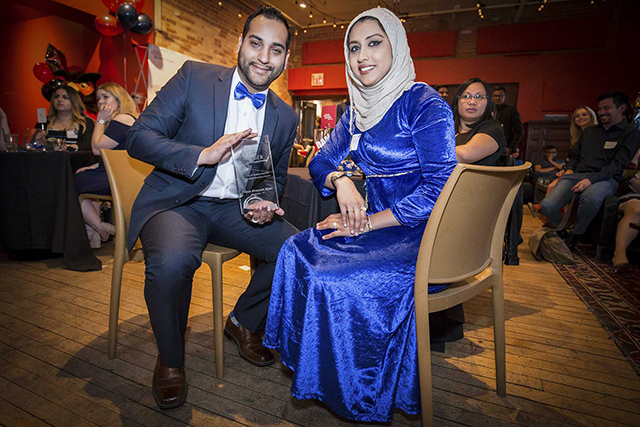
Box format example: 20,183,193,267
102,149,246,378
414,162,530,427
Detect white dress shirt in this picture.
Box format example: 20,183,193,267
199,69,267,198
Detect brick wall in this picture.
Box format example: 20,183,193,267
155,0,292,105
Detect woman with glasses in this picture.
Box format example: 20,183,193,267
453,78,507,166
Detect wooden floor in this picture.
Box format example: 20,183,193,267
1,210,639,427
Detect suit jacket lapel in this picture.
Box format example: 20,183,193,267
262,90,279,148
214,67,234,139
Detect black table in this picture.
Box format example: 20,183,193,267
0,151,102,271
281,168,365,231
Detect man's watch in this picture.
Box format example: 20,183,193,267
97,118,107,125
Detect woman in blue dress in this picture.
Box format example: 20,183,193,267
264,8,457,422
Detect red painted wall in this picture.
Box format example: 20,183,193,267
289,10,639,123
302,30,456,65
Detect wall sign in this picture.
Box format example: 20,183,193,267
311,73,324,86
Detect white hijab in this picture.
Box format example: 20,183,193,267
345,8,415,132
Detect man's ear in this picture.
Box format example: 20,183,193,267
284,50,291,70
236,35,243,54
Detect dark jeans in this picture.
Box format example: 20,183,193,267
540,173,618,235
140,197,298,367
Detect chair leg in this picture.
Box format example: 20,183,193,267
204,254,225,379
108,251,125,359
415,308,434,427
492,281,507,397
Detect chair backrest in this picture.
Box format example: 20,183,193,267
101,149,154,244
415,162,530,287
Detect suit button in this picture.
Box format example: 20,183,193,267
175,199,181,204
200,182,206,188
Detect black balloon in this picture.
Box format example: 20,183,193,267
116,3,139,31
130,13,153,35
41,83,53,101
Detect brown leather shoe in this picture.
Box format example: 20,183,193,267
152,356,187,409
224,317,275,366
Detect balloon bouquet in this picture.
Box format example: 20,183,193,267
94,0,153,37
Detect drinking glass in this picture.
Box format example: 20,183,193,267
4,134,19,152
53,137,67,151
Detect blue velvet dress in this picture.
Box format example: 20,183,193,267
264,84,457,422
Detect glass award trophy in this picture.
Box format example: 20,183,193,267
231,135,279,215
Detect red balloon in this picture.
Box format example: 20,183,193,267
129,0,146,13
95,14,124,37
33,62,54,83
100,0,125,13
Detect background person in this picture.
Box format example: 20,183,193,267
453,77,507,165
74,83,139,247
570,105,598,147
492,85,523,154
46,85,94,151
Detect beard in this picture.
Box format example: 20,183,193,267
237,52,285,92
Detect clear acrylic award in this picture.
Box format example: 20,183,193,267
231,135,280,215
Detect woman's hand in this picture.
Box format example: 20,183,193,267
334,177,367,235
75,163,99,174
97,104,114,123
317,213,364,240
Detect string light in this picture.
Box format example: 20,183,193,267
218,1,222,6
340,24,344,29
304,29,307,33
537,0,547,12
299,1,307,8
238,11,242,18
323,16,327,24
476,2,485,19
333,22,337,28
295,29,298,36
309,11,313,19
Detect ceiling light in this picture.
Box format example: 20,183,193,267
299,2,307,8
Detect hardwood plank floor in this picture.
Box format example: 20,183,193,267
0,209,638,426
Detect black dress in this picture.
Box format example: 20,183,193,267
455,119,507,166
74,120,131,195
46,115,95,152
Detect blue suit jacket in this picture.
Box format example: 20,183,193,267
126,61,297,251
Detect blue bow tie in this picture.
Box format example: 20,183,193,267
234,82,266,109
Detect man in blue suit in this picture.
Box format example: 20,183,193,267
126,6,298,409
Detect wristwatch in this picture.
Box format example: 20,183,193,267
331,171,350,186
98,118,107,125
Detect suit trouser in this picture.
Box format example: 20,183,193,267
140,197,298,367
540,173,618,235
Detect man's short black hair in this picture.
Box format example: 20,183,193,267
434,85,447,91
543,145,557,151
597,91,629,108
242,5,291,51
492,85,506,94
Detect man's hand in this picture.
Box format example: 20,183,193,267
572,178,592,193
244,200,284,225
197,129,257,166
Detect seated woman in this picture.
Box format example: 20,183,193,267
570,105,598,147
546,106,598,196
46,85,94,152
264,8,457,422
75,83,139,247
612,171,640,273
453,77,507,165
